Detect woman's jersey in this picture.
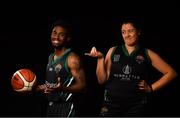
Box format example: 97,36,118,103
45,48,74,102
104,44,151,106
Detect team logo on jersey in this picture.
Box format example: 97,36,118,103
55,64,62,74
122,65,132,74
113,54,120,62
45,81,57,88
135,55,145,64
114,65,141,81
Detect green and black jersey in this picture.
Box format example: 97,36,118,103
45,48,74,102
104,44,152,106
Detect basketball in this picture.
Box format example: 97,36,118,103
11,69,37,93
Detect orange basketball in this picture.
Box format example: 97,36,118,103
11,69,37,92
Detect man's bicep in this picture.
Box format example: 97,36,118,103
68,54,85,80
70,60,86,89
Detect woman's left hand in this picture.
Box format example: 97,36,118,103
138,80,153,93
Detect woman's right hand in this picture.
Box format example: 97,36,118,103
85,47,104,58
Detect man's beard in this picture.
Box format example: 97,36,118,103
54,45,64,50
52,42,66,50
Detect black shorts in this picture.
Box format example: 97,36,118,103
100,100,146,117
46,101,75,117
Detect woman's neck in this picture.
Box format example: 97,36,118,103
125,44,137,55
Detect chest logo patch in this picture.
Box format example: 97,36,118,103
113,54,120,62
49,68,53,71
55,64,62,74
135,55,145,64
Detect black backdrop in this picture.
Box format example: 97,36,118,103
0,1,179,117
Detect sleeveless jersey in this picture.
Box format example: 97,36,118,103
104,44,151,106
46,48,74,102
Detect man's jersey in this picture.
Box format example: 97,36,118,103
104,44,151,106
45,48,74,102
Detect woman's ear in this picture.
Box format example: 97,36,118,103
138,30,141,36
67,37,71,42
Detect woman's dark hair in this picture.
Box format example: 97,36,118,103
120,16,142,31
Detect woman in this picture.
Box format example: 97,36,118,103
85,18,177,116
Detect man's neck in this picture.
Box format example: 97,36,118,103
54,47,67,57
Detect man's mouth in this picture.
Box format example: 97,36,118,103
52,40,61,46
52,40,59,44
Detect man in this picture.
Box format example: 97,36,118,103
36,19,86,117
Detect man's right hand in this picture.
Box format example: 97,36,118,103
36,84,46,92
44,77,62,93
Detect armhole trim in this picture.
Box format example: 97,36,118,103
145,49,151,63
110,46,118,61
65,53,71,74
